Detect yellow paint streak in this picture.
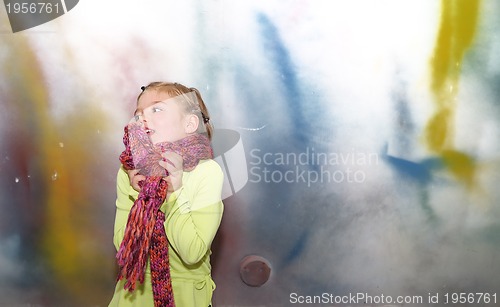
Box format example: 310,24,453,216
425,108,454,152
427,0,481,187
442,150,476,188
2,33,111,303
6,37,82,281
430,0,481,101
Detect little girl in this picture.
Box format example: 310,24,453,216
109,82,224,307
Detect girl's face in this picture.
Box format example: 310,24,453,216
134,90,190,144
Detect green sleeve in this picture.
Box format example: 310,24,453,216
113,166,139,251
162,160,224,265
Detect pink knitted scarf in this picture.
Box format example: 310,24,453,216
117,123,213,306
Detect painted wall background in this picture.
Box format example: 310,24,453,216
1,0,499,306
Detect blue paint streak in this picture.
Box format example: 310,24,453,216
256,13,308,145
282,230,309,266
387,156,431,184
383,144,444,222
383,144,443,185
392,78,416,149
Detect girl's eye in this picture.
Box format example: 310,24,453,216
152,107,162,113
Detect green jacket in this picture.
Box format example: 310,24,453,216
109,159,224,306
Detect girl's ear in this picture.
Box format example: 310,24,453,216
184,113,200,134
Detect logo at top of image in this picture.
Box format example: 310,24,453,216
3,0,79,33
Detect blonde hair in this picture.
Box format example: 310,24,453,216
138,82,214,140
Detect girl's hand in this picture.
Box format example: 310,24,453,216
159,152,184,197
126,169,146,192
